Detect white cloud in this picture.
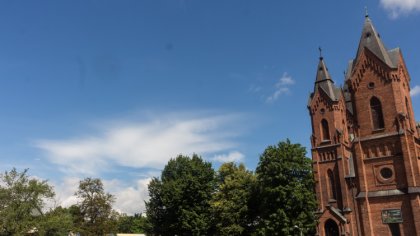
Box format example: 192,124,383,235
266,72,294,102
36,113,242,175
52,177,80,207
104,178,151,215
380,0,420,18
211,151,245,163
35,111,246,214
266,87,290,102
411,85,420,96
52,177,151,215
276,73,295,86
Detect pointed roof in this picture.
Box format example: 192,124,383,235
355,15,395,68
316,57,332,83
313,57,341,102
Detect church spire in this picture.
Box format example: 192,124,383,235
313,55,340,102
316,55,332,83
355,15,394,67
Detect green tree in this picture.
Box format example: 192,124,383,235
0,168,55,235
211,162,257,236
145,154,216,236
255,140,316,235
38,206,75,236
117,213,148,233
68,204,84,232
75,177,118,235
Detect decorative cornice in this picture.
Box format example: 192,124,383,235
363,155,400,162
356,189,405,198
353,131,402,142
312,143,341,151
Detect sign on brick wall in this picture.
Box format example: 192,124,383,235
381,209,403,224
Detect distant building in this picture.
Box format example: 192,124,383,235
308,14,420,235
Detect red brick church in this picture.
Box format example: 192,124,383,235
308,14,420,236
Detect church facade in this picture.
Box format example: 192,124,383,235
308,15,420,236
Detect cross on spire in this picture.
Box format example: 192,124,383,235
319,47,323,60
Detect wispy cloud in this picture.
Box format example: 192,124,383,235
36,112,244,175
277,74,295,86
266,88,290,102
211,151,244,163
104,178,151,215
52,176,151,215
410,85,420,96
266,72,294,102
52,177,80,208
37,111,246,214
380,0,420,18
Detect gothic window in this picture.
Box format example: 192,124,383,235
325,219,339,236
328,169,337,200
370,97,385,130
321,119,330,141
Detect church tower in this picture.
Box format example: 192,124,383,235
309,14,420,236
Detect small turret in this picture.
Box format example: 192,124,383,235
310,56,341,103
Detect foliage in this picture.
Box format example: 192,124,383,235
117,213,148,233
145,154,216,236
211,162,257,236
68,204,84,232
38,206,75,236
75,177,118,235
254,140,317,235
0,168,55,236
0,138,319,235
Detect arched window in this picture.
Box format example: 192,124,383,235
406,97,413,130
370,97,385,130
321,119,330,141
327,169,337,200
325,219,339,236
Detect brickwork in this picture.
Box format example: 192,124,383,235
308,16,420,236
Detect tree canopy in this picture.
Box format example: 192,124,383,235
0,139,318,235
117,213,148,233
146,154,216,236
74,177,118,235
255,140,316,235
211,162,257,236
0,168,55,235
0,168,148,235
38,206,75,236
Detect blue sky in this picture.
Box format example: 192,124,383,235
1,0,420,214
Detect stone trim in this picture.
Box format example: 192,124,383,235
408,187,420,194
356,189,405,198
327,205,348,223
353,131,402,142
363,155,400,162
312,143,341,150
